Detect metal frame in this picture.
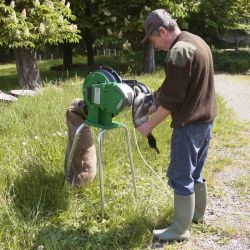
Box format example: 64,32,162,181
65,122,137,217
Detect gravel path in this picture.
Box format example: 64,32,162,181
214,74,250,121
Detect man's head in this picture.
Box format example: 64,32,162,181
141,9,180,51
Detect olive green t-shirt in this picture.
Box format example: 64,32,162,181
158,31,217,128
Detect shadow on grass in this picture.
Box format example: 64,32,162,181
7,162,173,249
32,194,173,249
34,214,158,250
0,74,20,92
8,164,69,221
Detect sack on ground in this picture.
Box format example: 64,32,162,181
64,98,97,187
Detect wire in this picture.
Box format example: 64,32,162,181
132,127,173,198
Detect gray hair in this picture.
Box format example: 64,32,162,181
151,20,178,36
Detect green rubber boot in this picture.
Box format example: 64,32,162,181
193,180,207,223
153,193,195,242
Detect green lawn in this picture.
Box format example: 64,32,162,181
1,49,248,92
0,58,249,249
0,53,143,93
0,57,86,92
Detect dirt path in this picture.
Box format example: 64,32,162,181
214,74,250,121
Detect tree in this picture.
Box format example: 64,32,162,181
143,40,155,73
0,0,80,90
69,0,101,67
63,42,73,69
98,0,193,73
64,1,193,72
187,0,250,47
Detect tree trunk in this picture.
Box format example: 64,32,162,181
14,48,41,90
63,43,73,69
84,3,94,66
84,29,94,66
143,40,155,73
234,38,239,51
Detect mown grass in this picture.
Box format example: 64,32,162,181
0,60,249,249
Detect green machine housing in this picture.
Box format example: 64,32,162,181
83,67,134,129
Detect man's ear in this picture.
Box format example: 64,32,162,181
159,26,167,36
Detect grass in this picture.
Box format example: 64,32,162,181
0,71,173,249
1,49,249,93
0,52,144,93
204,95,248,180
0,57,249,249
0,57,86,92
231,175,250,195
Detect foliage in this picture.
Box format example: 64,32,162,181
223,0,250,33
69,0,198,52
213,50,250,74
187,0,250,44
102,0,199,49
0,0,81,49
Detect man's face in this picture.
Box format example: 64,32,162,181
149,27,169,51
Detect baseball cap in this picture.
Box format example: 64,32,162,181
141,9,175,44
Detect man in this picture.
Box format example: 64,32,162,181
139,9,216,242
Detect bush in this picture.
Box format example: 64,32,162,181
213,50,250,74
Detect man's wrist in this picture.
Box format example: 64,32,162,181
148,105,170,129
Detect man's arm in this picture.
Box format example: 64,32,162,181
138,105,171,136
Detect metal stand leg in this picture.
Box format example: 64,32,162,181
97,129,107,217
97,125,137,217
65,122,136,217
65,123,86,182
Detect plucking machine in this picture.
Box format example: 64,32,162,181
65,66,159,216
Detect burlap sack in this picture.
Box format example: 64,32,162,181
64,98,97,187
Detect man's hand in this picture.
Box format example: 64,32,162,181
148,104,156,114
138,105,171,137
138,121,152,137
